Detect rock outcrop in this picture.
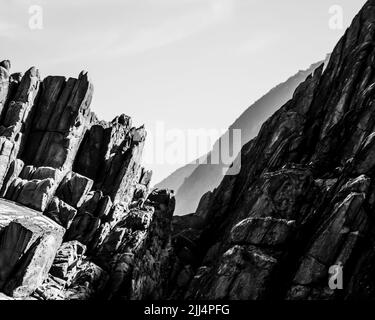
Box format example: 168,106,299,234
167,0,375,300
3,0,375,301
0,62,175,300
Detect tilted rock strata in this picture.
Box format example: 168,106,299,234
0,200,64,298
3,1,375,301
0,61,174,300
170,0,375,300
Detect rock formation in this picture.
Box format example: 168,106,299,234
169,0,375,300
2,0,375,301
0,61,175,300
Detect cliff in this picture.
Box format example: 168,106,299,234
169,0,375,300
2,0,375,301
0,61,175,300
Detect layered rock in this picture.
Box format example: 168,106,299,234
0,60,11,117
2,0,375,302
0,60,174,300
0,200,64,298
0,67,40,188
130,189,175,300
167,0,375,300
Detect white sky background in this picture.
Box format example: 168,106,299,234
0,0,367,184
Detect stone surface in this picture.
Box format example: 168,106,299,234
64,260,108,300
0,67,40,188
159,1,375,301
49,241,86,283
0,63,163,301
230,217,296,246
56,172,93,208
0,199,64,298
3,0,375,302
45,197,77,229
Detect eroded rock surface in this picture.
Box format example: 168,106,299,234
0,62,174,300
2,0,375,301
166,0,375,301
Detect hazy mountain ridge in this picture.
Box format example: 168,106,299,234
162,58,329,215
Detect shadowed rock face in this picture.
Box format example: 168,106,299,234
168,0,375,300
0,62,175,300
2,1,375,301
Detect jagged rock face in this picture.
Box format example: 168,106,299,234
170,0,375,301
3,1,375,302
0,61,175,300
21,73,94,172
130,190,175,300
0,67,40,187
0,61,11,117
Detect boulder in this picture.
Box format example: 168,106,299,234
0,199,64,298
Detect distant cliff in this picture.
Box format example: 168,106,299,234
157,59,328,215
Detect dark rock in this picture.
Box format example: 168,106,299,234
49,241,86,283
0,159,24,196
65,212,101,246
0,61,11,119
45,197,77,229
56,172,93,208
162,1,375,301
3,0,375,302
99,126,146,204
32,275,66,300
21,72,94,174
74,115,132,183
230,217,296,246
0,67,40,188
0,199,64,298
0,61,164,301
64,260,108,300
13,178,55,211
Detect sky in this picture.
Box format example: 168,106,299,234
0,0,368,184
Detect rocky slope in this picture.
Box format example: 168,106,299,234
2,0,375,301
169,0,375,300
157,59,328,216
0,61,175,300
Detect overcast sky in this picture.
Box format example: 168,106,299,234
0,0,367,184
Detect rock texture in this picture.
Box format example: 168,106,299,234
168,0,375,300
0,62,175,300
2,0,375,301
